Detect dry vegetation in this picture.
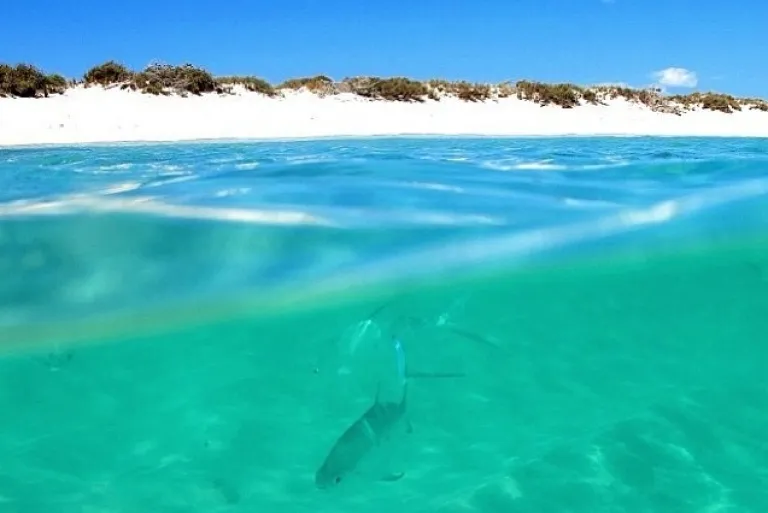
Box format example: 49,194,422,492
0,63,68,98
2,60,767,115
742,98,768,111
218,76,275,96
515,80,584,108
277,75,335,96
81,61,225,96
427,80,494,102
338,77,430,102
83,60,132,86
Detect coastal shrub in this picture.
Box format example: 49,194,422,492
45,74,68,94
668,92,741,113
337,76,368,94
373,77,429,101
597,86,648,105
457,82,492,102
581,89,600,105
218,76,276,96
666,93,697,111
278,75,335,95
636,88,681,113
635,89,658,106
344,76,428,102
133,63,218,96
515,80,581,108
496,82,515,99
0,64,17,97
8,64,47,97
595,85,676,113
744,99,768,111
426,80,493,101
698,93,741,113
4,59,768,110
0,63,67,98
84,60,133,86
0,64,9,86
424,79,450,99
598,86,632,101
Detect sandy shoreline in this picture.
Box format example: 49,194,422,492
2,85,768,147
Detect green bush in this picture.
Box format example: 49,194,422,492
593,85,672,111
84,60,133,86
458,83,491,102
0,64,14,96
0,63,68,98
218,76,276,96
745,99,768,111
133,63,217,96
9,64,47,97
343,76,428,102
515,81,582,108
596,87,748,115
277,75,334,95
426,79,450,97
426,80,493,101
496,82,515,98
668,92,741,113
581,89,599,105
4,59,768,111
45,74,68,94
699,93,741,113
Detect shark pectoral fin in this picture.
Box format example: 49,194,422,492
358,433,409,483
380,471,405,483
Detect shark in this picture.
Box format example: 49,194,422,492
314,379,411,489
314,324,470,490
314,337,413,489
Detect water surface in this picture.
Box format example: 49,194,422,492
1,137,767,512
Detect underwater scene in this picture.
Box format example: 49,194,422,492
1,136,767,512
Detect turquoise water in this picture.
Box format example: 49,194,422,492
1,136,767,512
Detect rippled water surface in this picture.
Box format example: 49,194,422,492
1,137,767,512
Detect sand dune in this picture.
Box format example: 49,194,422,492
1,85,767,147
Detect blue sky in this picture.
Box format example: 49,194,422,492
2,0,767,96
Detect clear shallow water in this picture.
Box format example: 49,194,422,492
1,136,767,512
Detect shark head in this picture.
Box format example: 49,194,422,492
314,454,347,489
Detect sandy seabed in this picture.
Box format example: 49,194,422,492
1,85,768,147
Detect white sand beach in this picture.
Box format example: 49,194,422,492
1,84,767,147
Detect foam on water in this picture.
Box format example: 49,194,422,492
1,137,767,512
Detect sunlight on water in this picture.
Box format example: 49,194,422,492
1,137,767,512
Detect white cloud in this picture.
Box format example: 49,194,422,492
651,67,698,88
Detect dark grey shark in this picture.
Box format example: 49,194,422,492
314,335,465,489
314,382,410,489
